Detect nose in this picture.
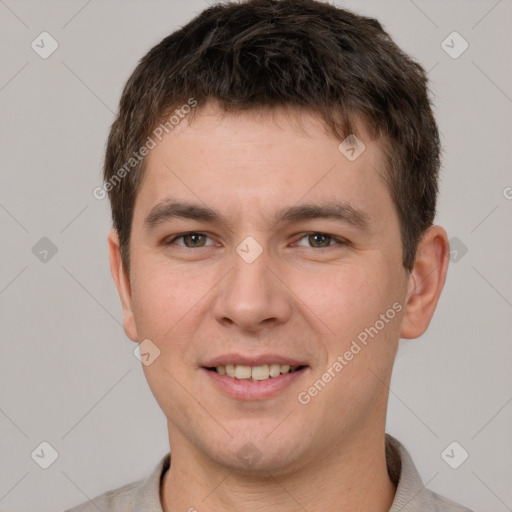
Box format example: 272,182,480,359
213,246,293,333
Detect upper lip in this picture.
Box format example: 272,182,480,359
202,354,308,368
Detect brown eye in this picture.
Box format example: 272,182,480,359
167,233,213,248
295,232,337,248
308,233,332,248
182,234,207,247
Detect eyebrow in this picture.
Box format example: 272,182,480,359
143,199,371,232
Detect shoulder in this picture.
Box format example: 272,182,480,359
64,478,142,511
420,489,474,512
385,435,473,512
63,453,170,512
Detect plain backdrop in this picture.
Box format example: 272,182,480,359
0,1,511,511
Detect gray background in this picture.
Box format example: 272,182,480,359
0,0,511,511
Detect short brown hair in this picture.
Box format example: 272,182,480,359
104,0,440,272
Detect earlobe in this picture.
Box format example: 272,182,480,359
400,226,449,339
107,230,139,342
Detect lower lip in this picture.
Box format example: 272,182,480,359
202,367,308,400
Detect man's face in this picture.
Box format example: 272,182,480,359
119,104,410,473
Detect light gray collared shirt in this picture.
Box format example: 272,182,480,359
65,434,473,512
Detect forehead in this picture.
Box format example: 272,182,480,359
135,103,394,229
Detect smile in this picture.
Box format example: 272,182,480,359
202,361,309,400
208,364,304,381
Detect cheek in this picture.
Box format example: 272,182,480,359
292,263,389,333
131,272,176,335
129,261,221,370
291,260,404,370
129,263,197,352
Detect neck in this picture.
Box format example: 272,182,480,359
161,425,396,512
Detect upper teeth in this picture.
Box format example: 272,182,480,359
216,364,297,381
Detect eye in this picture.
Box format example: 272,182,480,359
166,232,215,248
294,232,346,248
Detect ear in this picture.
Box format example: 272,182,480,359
400,225,449,339
108,230,138,342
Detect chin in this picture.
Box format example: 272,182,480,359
204,431,311,477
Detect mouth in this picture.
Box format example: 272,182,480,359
201,356,309,400
205,364,306,381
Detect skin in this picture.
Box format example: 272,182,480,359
109,103,449,512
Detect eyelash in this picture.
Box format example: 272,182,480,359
164,232,348,249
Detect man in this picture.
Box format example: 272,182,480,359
69,0,472,510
